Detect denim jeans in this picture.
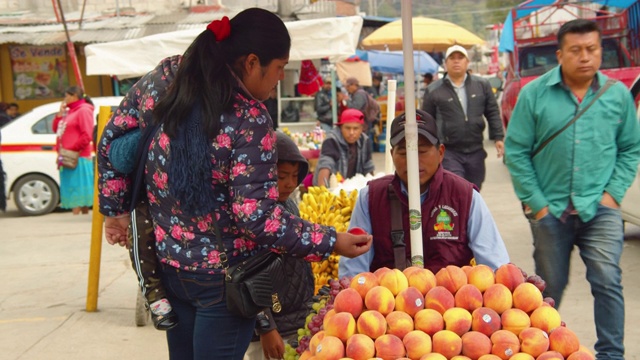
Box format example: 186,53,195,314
529,204,624,359
161,266,256,360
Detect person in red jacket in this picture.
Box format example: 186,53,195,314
52,86,95,214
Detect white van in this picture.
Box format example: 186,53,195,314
1,97,123,215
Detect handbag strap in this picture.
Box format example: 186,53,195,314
128,122,162,213
532,78,616,158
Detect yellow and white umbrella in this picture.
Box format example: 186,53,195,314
362,17,485,52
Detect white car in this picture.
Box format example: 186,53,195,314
1,97,123,216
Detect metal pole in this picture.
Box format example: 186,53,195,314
401,0,424,267
55,0,85,91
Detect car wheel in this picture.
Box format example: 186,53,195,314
13,174,59,216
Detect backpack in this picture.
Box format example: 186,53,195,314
359,89,381,124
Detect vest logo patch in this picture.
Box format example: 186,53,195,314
430,205,459,241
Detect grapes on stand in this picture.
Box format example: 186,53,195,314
293,276,352,357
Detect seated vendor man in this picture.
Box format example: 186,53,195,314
339,110,509,277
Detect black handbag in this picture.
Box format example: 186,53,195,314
211,209,285,318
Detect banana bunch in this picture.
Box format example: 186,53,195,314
311,254,340,293
299,186,359,290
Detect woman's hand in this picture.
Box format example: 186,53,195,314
58,102,67,117
105,216,131,247
334,232,372,258
260,329,285,359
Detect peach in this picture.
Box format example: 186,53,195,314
374,267,392,281
325,309,337,322
468,264,496,293
364,286,396,316
323,312,356,343
536,351,565,360
379,268,409,296
345,334,375,360
490,329,521,359
519,327,550,357
483,283,513,314
385,311,414,340
425,286,455,314
299,350,313,360
403,330,432,360
374,334,406,360
461,331,492,360
501,308,531,336
310,331,326,355
509,354,535,360
455,284,484,312
407,268,437,296
315,335,345,360
452,356,473,360
471,307,502,337
414,308,444,336
350,272,379,300
530,306,562,333
334,288,364,319
495,263,526,292
478,356,503,360
420,354,448,360
443,307,473,337
403,266,423,278
395,287,425,317
566,351,595,360
432,330,463,358
356,310,387,340
512,282,544,313
436,265,468,294
548,327,580,358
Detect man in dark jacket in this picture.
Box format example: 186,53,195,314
422,45,504,190
246,131,315,360
314,78,334,132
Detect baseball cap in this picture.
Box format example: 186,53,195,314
445,45,469,59
390,109,439,147
336,108,365,126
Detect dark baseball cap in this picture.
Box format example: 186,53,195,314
390,109,439,147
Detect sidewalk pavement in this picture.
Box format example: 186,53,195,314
1,141,639,359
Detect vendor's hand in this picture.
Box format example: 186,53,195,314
600,191,619,209
495,140,504,158
260,329,284,360
334,232,372,258
58,102,67,117
105,216,131,247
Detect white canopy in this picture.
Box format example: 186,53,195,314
85,16,363,79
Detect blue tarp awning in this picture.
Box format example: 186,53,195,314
499,0,639,52
354,50,439,75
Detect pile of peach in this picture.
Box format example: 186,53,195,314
298,264,595,360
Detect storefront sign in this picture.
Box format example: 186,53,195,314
9,45,69,100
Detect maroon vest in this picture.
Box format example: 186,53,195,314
368,166,474,273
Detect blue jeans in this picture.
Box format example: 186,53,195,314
442,148,487,190
529,204,624,359
161,266,256,360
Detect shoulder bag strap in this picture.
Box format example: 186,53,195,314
388,184,408,270
532,78,616,158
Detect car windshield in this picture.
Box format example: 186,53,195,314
519,39,628,77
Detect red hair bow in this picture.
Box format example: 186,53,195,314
207,16,231,42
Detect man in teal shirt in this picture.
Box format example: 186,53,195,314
505,19,640,359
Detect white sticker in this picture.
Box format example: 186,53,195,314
483,314,492,323
358,277,366,285
415,299,423,307
505,349,514,356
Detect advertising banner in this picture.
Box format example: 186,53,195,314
9,45,69,100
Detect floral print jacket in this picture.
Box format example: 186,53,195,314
98,56,336,274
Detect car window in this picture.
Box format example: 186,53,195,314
31,113,57,134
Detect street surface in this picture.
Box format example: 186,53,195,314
1,140,638,359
